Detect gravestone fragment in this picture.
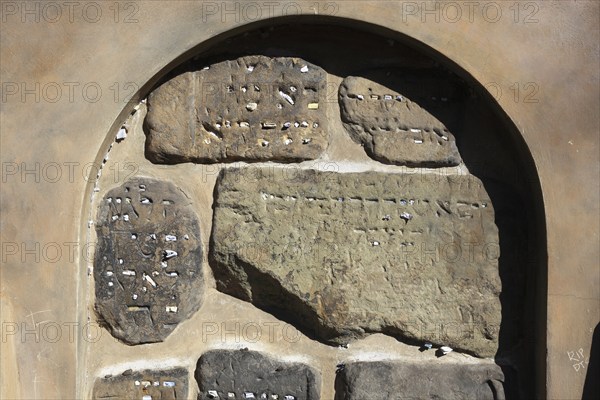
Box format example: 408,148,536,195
339,76,462,166
93,367,188,399
334,361,505,400
145,55,328,163
94,177,203,344
210,167,501,357
195,349,320,400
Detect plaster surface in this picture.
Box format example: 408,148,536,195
1,1,598,399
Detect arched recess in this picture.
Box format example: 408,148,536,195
84,15,547,400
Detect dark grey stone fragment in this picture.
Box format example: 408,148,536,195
95,177,203,344
93,367,188,399
195,349,320,400
334,361,505,400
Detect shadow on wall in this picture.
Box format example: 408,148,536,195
583,322,600,399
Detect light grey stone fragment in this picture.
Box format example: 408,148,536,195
339,76,462,166
210,167,501,357
145,56,328,163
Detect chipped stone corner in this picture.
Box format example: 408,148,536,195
195,349,321,400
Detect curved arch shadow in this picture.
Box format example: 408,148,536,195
583,322,600,399
134,15,547,399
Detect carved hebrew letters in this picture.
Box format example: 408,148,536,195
339,76,462,167
94,178,203,344
210,167,501,357
196,350,320,400
145,56,328,163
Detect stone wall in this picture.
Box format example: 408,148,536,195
1,2,598,399
85,33,522,398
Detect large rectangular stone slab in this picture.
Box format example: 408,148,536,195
145,55,328,163
334,361,505,400
210,168,501,357
195,350,320,400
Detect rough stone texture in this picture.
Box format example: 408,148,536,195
3,5,597,399
339,76,462,167
195,349,320,400
145,55,328,163
334,361,505,400
94,177,203,344
210,167,501,357
93,368,188,399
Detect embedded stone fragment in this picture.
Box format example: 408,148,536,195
94,177,203,344
210,168,501,357
145,55,328,163
334,361,505,400
195,349,320,400
339,76,462,166
93,367,188,399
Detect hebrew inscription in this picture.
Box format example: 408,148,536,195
195,349,320,400
334,361,505,400
95,178,203,344
210,167,501,357
339,76,462,167
93,367,188,400
145,55,328,164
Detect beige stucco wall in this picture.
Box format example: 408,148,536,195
1,1,598,398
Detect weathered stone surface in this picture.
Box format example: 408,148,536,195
145,55,328,163
210,168,500,357
334,361,505,400
93,367,188,399
339,76,462,166
195,349,320,400
94,177,203,344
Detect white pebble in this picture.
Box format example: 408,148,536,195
164,250,178,259
116,127,127,140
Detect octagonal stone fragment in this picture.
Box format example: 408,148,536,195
210,167,501,357
195,349,320,400
145,55,328,164
339,76,462,167
334,361,505,400
93,367,188,399
94,177,203,344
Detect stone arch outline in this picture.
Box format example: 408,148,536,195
81,15,548,399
